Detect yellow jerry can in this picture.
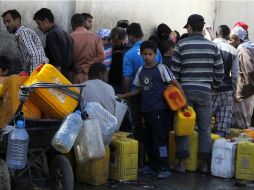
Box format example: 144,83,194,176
109,138,138,181
24,64,79,119
235,141,254,180
76,146,110,185
168,131,198,171
174,106,196,136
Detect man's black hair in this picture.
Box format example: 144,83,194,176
180,33,189,40
126,23,143,39
149,35,160,45
71,14,84,29
0,56,11,72
174,30,181,43
140,40,157,54
157,23,171,41
88,62,107,79
117,20,129,29
217,25,230,40
81,13,93,21
33,8,54,23
160,40,175,55
190,22,205,32
1,9,21,20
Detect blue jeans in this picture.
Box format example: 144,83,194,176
175,91,212,160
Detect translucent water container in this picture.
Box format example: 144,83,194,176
74,118,105,164
109,138,138,181
235,141,254,180
6,120,29,170
174,106,196,136
168,131,198,171
84,102,117,145
0,75,41,128
211,139,237,178
163,84,187,111
115,99,128,131
24,64,79,119
76,146,110,185
52,111,83,153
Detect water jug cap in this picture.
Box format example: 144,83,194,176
16,120,25,128
75,110,81,115
184,111,191,117
169,91,178,99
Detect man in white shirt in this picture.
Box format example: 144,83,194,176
81,62,116,115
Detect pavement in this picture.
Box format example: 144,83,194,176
15,172,254,190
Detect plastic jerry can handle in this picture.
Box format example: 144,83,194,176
169,91,179,99
184,111,191,117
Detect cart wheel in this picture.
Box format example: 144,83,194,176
50,155,74,190
0,159,11,190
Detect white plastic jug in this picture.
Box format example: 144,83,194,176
84,102,117,145
74,118,106,164
211,138,237,178
115,99,128,131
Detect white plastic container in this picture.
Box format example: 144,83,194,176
84,102,117,145
211,139,237,178
74,118,106,164
114,99,128,131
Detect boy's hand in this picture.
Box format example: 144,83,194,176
116,94,125,99
182,104,188,110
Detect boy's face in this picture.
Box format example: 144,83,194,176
141,48,156,64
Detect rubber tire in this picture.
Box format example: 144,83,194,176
50,155,74,190
0,159,11,190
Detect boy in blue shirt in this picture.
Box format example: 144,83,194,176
118,41,186,179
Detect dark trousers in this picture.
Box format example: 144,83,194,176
129,95,145,141
143,109,173,171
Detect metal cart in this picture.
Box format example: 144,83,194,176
0,82,86,190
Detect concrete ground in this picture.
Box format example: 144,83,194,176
15,172,254,190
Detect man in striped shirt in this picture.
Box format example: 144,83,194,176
2,9,48,74
171,14,224,173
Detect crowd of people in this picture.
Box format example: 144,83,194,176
1,8,254,179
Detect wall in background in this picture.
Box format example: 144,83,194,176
0,0,253,68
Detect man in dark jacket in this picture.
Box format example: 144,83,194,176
33,8,73,80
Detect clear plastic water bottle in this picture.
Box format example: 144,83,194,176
52,110,83,153
84,102,117,145
6,120,29,170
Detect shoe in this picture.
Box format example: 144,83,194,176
170,160,186,173
157,170,171,179
138,166,155,174
199,160,209,174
